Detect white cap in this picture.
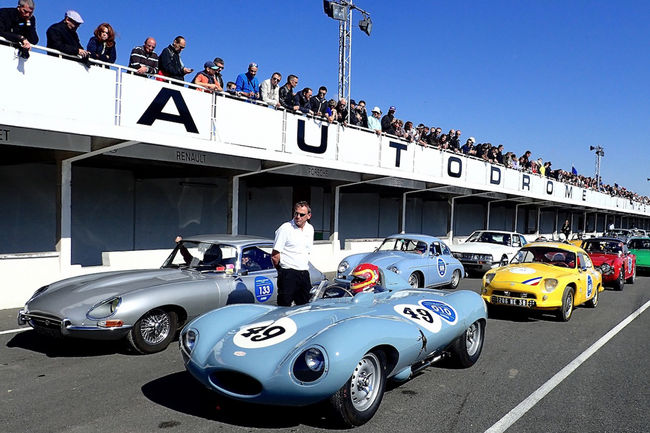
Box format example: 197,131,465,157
371,106,381,113
65,10,84,24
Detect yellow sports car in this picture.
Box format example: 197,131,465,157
481,242,603,321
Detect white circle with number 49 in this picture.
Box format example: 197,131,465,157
233,317,298,348
394,304,442,333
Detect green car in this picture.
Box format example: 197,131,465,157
628,237,650,272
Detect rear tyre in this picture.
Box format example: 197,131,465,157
626,266,636,284
449,320,485,368
127,309,178,354
408,272,422,288
586,285,599,308
614,268,624,291
328,351,387,427
556,287,574,322
447,269,461,290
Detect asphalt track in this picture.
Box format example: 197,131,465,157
1,274,649,433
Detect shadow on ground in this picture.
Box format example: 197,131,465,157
6,329,130,357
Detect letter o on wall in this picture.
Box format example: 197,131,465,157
546,180,554,195
448,156,462,178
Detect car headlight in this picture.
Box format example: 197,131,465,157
543,279,559,293
86,297,121,320
452,252,462,259
599,263,612,274
293,347,327,383
337,261,349,274
479,254,494,262
484,273,496,286
183,329,198,353
388,265,400,274
29,285,50,300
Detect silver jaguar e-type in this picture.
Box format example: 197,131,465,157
17,235,325,354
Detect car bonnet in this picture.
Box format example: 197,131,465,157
491,263,574,284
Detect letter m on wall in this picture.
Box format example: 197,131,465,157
137,88,199,133
565,185,573,198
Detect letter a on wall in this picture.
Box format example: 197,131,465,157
137,88,199,133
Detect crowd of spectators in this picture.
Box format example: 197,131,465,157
1,1,648,205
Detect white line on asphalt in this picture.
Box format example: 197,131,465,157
485,299,650,433
0,327,29,335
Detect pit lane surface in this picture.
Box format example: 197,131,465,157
1,275,648,433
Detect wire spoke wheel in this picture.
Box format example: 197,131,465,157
140,309,171,345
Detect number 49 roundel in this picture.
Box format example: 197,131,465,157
233,317,297,348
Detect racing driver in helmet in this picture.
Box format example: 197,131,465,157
350,263,386,294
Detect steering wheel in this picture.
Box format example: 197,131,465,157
322,286,354,299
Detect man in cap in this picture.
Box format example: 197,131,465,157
367,106,382,134
0,0,39,58
192,61,220,92
46,9,89,59
129,37,158,76
159,36,193,83
381,106,396,132
235,62,260,99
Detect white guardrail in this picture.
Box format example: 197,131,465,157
0,41,648,216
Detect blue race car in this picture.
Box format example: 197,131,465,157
336,234,464,290
180,265,486,427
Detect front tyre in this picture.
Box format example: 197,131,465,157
328,351,387,427
450,319,485,367
556,287,574,322
447,269,461,290
127,309,178,354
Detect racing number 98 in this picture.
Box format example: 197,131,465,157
402,307,434,323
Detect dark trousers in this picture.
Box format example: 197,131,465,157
277,267,311,306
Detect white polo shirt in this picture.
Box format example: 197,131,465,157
273,220,314,271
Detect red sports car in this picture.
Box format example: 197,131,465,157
581,237,636,290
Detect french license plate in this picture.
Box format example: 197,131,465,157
492,296,531,307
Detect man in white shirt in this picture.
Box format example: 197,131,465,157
272,201,314,306
260,71,282,108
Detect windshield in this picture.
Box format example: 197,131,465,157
377,238,428,254
512,247,577,268
583,240,623,254
466,231,511,245
628,239,650,250
162,241,238,272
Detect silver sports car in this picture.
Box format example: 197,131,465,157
17,235,325,354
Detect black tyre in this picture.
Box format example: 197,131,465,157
556,287,574,322
447,269,461,290
450,320,485,368
626,266,636,284
614,268,624,291
328,351,387,427
127,309,178,354
408,272,422,288
586,286,599,308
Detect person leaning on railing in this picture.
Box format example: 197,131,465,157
129,37,158,76
46,10,89,62
86,22,116,65
0,0,38,59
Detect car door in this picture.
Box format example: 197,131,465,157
576,253,596,303
232,245,279,305
432,242,454,285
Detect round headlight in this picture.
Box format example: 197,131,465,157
337,261,349,273
87,297,121,320
183,329,198,353
600,263,611,273
388,265,401,274
484,273,496,285
543,278,559,293
293,347,327,383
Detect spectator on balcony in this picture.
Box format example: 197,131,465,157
309,86,328,118
46,10,89,60
427,127,441,147
389,119,405,138
350,99,367,127
495,144,505,164
367,106,382,134
212,57,224,91
260,71,282,107
129,37,158,75
381,106,396,132
403,121,416,142
86,23,116,64
438,133,449,150
159,36,193,83
336,98,348,124
294,87,314,115
279,74,299,111
461,137,476,155
225,81,237,95
235,62,260,99
416,124,428,146
192,61,220,92
357,100,369,128
544,161,553,177
0,0,38,59
449,129,461,150
519,150,532,168
325,99,338,123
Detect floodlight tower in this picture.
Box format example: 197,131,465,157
323,1,372,120
590,145,605,189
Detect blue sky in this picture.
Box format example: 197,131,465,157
31,1,649,196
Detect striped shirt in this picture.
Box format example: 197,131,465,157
128,45,158,74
